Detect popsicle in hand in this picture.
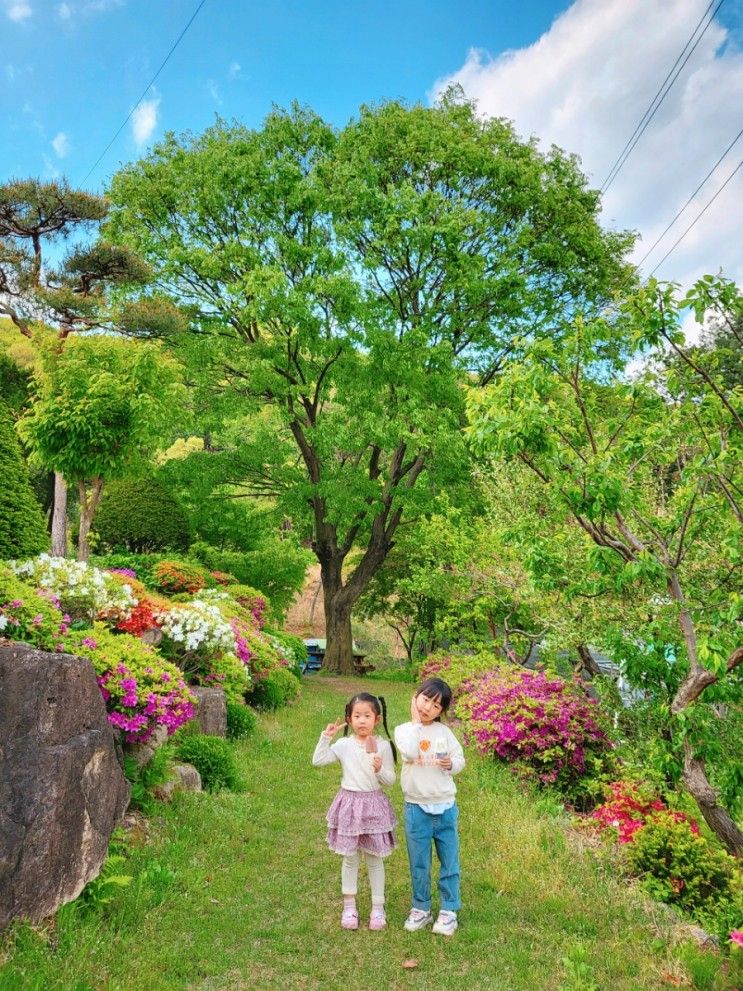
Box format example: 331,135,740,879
434,736,448,759
365,735,378,753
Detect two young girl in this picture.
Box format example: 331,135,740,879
312,679,465,934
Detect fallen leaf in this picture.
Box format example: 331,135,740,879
402,959,418,970
660,974,685,987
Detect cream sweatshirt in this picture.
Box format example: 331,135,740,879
312,733,396,790
394,721,465,805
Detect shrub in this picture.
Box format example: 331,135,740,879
417,649,501,692
264,628,307,677
10,554,137,623
66,625,196,742
175,734,242,792
226,700,257,740
0,399,48,560
589,780,700,844
246,666,300,711
0,566,69,649
123,744,174,814
224,584,268,628
94,478,191,553
151,559,210,596
626,812,743,938
456,667,613,807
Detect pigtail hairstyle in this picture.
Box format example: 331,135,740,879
342,692,398,763
377,695,398,764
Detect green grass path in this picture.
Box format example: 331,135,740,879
2,677,685,990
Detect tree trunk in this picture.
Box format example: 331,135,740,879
319,554,355,674
51,472,68,557
77,478,104,563
323,599,354,674
681,740,743,857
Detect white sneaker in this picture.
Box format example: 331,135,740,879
432,910,458,936
403,908,433,931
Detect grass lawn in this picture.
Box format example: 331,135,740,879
1,677,699,990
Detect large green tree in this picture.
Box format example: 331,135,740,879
467,275,743,854
106,96,635,672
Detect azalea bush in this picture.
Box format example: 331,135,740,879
0,566,70,650
264,628,307,678
589,780,700,844
66,625,196,743
10,554,136,623
625,812,743,941
156,599,235,667
456,667,613,807
151,559,209,596
224,584,268,628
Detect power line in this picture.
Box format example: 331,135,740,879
636,126,743,269
601,0,725,194
648,155,743,276
81,0,209,186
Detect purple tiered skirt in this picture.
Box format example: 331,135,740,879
326,788,397,858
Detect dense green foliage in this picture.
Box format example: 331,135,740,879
246,667,301,711
0,400,48,560
225,700,257,740
174,734,242,792
95,477,191,552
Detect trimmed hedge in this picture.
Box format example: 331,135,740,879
175,734,242,792
0,399,48,560
95,478,191,553
246,667,301,711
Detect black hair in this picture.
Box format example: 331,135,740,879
415,677,453,719
343,691,398,763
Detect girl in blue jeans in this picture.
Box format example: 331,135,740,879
394,678,465,936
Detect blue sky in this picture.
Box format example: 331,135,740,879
2,0,742,293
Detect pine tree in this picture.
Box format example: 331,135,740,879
0,399,48,560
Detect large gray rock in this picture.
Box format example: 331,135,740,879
0,645,130,931
191,686,227,737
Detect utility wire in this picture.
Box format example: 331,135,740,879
81,0,209,186
636,126,743,269
601,0,725,194
648,155,743,276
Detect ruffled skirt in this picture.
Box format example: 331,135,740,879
326,788,397,858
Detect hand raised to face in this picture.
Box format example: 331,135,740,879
322,719,344,738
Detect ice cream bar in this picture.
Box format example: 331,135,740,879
434,736,448,758
365,735,378,753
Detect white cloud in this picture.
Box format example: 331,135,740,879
228,61,241,79
5,1,32,21
132,96,160,147
431,0,743,289
57,2,71,17
5,63,16,82
52,131,70,158
207,79,222,105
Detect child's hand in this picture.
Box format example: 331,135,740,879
435,755,453,770
322,719,343,738
410,694,421,723
372,754,383,773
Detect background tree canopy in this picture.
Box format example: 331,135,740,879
106,94,636,672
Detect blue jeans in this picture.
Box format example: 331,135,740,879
404,801,461,912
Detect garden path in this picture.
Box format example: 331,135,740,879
2,677,688,990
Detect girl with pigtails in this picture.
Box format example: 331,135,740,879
312,692,397,931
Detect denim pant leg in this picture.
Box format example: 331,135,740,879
432,804,461,912
404,802,434,911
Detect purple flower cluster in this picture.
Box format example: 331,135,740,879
108,567,138,579
457,668,611,785
231,617,253,667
